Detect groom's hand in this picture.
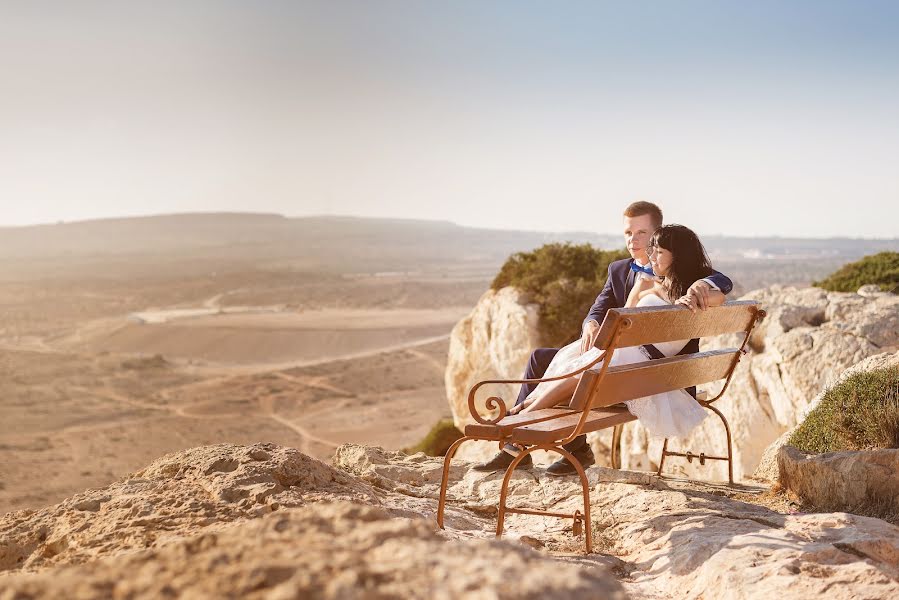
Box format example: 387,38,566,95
579,320,600,354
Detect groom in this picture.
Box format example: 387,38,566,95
473,201,734,476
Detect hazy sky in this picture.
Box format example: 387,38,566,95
2,1,898,237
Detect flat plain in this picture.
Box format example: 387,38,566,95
0,257,484,514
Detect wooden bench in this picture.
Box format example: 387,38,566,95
436,300,765,553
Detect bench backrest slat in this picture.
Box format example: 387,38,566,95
594,301,760,350
568,349,740,410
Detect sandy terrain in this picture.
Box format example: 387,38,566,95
72,307,467,367
0,266,471,516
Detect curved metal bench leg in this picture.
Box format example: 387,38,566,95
611,424,623,469
497,445,593,554
552,445,594,554
705,403,734,485
496,446,540,541
656,438,669,477
436,436,474,529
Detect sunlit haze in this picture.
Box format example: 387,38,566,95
2,1,897,237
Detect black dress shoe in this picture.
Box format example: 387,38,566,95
546,445,595,477
472,450,533,472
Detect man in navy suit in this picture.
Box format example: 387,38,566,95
473,201,733,475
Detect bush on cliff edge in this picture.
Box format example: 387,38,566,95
404,419,463,456
788,366,899,454
812,251,899,293
492,243,629,347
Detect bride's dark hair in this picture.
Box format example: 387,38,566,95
651,224,714,300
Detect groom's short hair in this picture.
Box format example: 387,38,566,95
623,201,663,228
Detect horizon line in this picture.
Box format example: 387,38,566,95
1,210,896,242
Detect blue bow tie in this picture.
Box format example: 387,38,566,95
630,262,654,276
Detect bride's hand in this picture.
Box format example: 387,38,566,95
509,396,535,415
626,277,655,308
674,293,698,313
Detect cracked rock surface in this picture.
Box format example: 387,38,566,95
0,443,379,573
342,444,899,599
1,501,623,600
778,445,899,513
2,442,897,599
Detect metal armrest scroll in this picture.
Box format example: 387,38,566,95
465,351,607,424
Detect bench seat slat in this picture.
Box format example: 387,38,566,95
464,408,579,439
570,349,739,410
511,407,637,445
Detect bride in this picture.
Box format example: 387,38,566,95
509,224,725,439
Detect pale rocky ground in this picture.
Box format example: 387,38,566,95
446,284,899,478
2,442,897,599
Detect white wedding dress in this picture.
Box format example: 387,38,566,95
526,293,707,439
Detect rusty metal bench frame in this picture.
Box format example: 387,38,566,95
436,300,765,553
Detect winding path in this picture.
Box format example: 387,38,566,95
1,302,452,456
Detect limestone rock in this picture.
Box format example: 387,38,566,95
4,443,899,599
0,502,625,600
620,286,899,482
0,443,379,573
778,445,899,513
593,484,899,599
362,445,899,599
754,350,899,482
445,287,541,431
858,284,887,298
332,444,899,600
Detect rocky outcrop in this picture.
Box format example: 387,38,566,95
778,445,899,514
445,287,541,431
323,446,899,599
754,350,899,482
5,443,897,599
445,287,553,465
0,501,624,600
617,286,899,481
0,443,380,573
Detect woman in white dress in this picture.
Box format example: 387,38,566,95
509,224,725,439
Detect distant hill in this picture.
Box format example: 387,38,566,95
0,213,615,275
0,213,894,285
0,213,290,258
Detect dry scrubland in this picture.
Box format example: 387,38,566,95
0,257,484,514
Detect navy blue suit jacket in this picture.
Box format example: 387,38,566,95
584,258,733,355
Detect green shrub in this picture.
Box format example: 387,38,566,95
788,366,899,454
492,243,629,347
403,418,463,456
812,251,899,293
